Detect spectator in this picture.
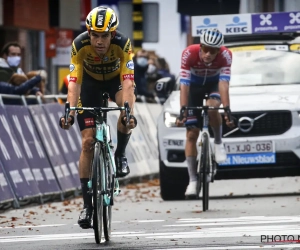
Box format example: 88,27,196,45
156,57,176,92
0,42,25,82
145,56,161,97
26,70,49,95
26,70,49,104
133,49,155,102
59,74,70,95
0,74,42,96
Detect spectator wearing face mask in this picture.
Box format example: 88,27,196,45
145,56,160,93
0,42,25,82
133,49,155,101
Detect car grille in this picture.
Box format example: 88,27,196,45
209,111,292,138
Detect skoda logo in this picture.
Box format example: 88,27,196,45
238,117,254,133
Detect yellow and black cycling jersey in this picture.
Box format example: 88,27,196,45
69,30,134,84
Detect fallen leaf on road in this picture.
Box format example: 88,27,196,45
196,226,201,229
63,200,70,206
192,211,202,213
29,211,36,215
148,179,160,186
166,211,171,213
11,217,18,221
0,216,6,218
28,228,32,231
126,184,139,190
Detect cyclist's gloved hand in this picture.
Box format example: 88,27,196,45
224,106,235,129
176,107,187,127
59,115,74,130
121,114,137,129
175,116,186,127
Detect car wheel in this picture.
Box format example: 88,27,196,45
159,160,189,200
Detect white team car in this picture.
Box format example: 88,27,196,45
157,36,300,200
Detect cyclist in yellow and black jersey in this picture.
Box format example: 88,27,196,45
59,6,137,229
70,29,134,84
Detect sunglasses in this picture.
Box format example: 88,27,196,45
201,45,220,55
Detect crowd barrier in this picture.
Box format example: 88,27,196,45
0,94,162,209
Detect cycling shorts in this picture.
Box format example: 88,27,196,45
77,71,136,131
185,82,220,129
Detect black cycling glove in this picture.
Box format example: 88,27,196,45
121,114,137,127
59,115,74,128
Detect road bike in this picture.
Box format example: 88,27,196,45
180,97,232,211
64,93,130,243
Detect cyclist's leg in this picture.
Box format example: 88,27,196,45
77,113,97,227
110,77,137,178
206,82,226,163
76,74,104,228
185,86,205,197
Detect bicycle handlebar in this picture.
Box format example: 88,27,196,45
64,101,131,125
179,105,232,122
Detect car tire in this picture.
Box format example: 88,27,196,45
159,160,189,200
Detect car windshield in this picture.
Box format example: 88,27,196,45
230,50,300,86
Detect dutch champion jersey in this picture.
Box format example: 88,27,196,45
69,30,134,84
180,44,232,86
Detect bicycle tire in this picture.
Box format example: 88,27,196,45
202,133,210,211
196,152,202,200
93,142,104,244
103,151,113,241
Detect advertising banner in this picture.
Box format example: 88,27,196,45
5,105,61,196
28,105,76,192
192,11,300,37
0,106,41,200
42,103,81,188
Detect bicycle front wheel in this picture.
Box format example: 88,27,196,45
103,151,113,241
201,133,210,211
93,142,104,244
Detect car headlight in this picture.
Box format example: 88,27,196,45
164,112,178,127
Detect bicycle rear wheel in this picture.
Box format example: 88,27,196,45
201,133,210,211
93,142,104,244
103,150,113,241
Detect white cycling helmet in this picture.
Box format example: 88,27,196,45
200,29,224,48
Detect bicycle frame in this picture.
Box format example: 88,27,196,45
180,101,232,176
197,98,214,177
93,111,120,205
180,99,232,210
64,98,131,205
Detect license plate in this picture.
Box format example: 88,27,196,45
224,141,274,154
168,140,183,146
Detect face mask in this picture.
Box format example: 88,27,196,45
7,56,21,67
136,57,148,67
147,64,156,73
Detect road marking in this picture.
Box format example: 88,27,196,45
0,232,143,243
166,219,300,227
133,220,165,223
154,245,300,250
177,215,300,223
0,224,66,229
